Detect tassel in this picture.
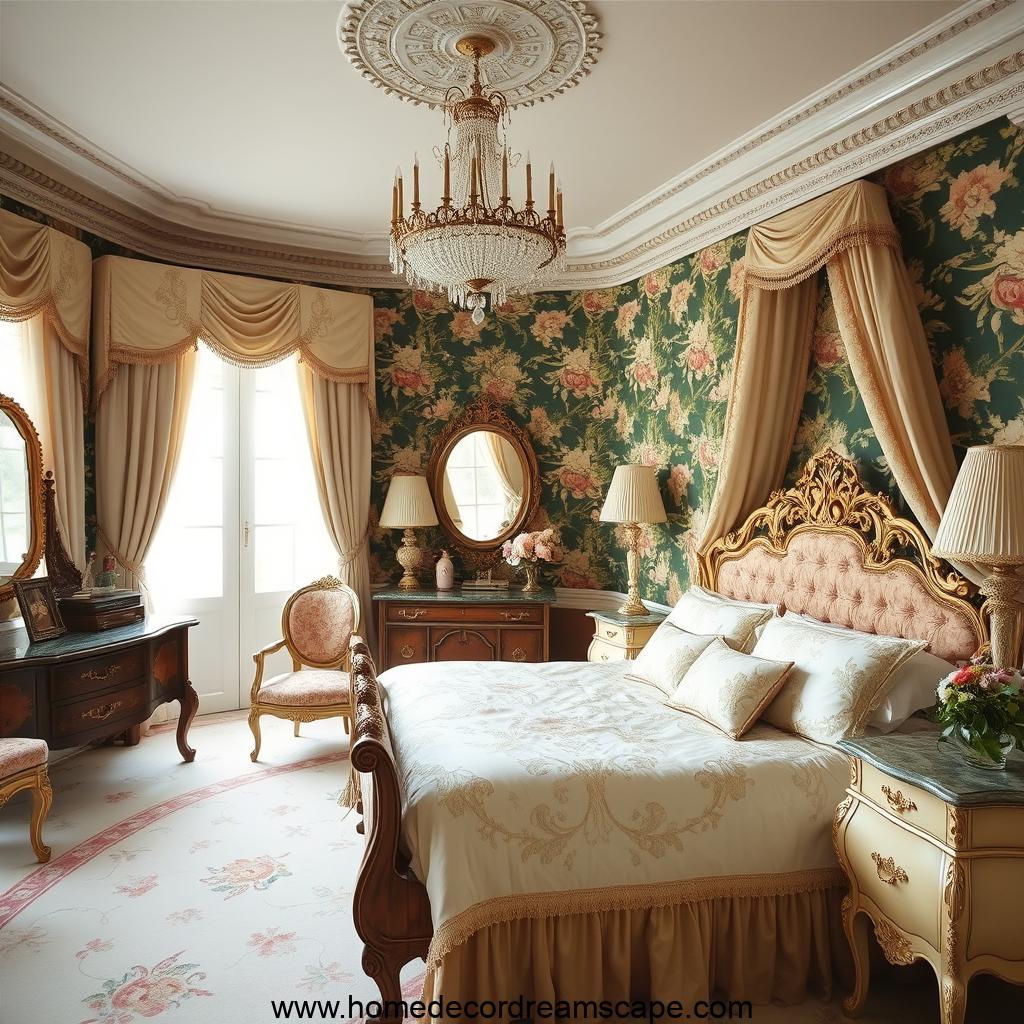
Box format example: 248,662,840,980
339,761,361,812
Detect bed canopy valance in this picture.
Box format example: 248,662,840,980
91,255,375,405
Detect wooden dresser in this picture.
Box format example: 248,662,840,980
0,615,199,762
374,588,554,671
835,733,1024,1024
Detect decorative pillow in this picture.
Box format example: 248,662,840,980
781,612,953,732
624,625,720,695
663,585,778,653
753,614,926,743
663,637,794,739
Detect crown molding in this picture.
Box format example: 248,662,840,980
1,1,1022,291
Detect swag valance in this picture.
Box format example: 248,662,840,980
92,256,374,404
0,206,91,393
703,179,958,560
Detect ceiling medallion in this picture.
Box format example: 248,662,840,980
338,0,601,109
388,36,566,322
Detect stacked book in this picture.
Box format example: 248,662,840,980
59,589,144,631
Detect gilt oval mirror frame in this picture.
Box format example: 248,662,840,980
0,393,45,604
427,398,540,570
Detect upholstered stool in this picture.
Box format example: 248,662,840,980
0,738,52,863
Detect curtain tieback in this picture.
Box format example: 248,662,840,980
96,524,149,592
338,523,371,570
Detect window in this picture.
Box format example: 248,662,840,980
445,432,507,540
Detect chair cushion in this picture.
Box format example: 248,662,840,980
0,738,48,779
257,670,349,707
286,588,356,665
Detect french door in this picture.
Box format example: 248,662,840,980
147,346,337,714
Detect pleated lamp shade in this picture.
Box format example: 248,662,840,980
932,445,1024,566
379,473,438,529
600,465,667,525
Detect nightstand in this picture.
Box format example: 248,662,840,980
586,609,665,663
834,733,1024,1024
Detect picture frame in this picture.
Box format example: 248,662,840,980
13,576,67,643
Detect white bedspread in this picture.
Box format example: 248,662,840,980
379,660,849,947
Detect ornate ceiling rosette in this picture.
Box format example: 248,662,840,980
338,0,602,109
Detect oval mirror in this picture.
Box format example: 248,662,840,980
0,394,44,602
428,400,540,567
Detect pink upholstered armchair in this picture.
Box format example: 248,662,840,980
248,576,360,762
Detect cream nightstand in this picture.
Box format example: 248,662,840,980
834,733,1024,1024
586,609,665,663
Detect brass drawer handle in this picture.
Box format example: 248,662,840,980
82,700,124,722
599,652,609,661
81,664,122,683
400,645,415,659
881,785,917,815
397,609,426,620
511,647,526,662
871,852,909,887
501,611,530,621
604,629,617,638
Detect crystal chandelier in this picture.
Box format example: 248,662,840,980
389,35,566,324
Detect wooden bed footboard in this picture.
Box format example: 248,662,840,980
348,637,433,1016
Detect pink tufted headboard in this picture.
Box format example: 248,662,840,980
698,451,986,664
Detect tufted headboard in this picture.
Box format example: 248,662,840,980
696,450,986,664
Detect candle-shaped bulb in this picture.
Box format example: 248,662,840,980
501,146,509,200
412,152,420,208
443,145,451,204
556,184,564,229
548,161,556,216
470,152,478,203
525,151,533,206
396,167,404,219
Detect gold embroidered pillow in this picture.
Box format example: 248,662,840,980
662,637,794,739
624,625,720,695
663,586,777,653
753,615,926,744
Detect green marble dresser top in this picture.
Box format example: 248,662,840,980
372,587,556,604
840,732,1024,807
586,609,667,626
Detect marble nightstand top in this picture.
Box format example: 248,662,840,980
840,731,1024,807
372,587,556,604
586,609,667,627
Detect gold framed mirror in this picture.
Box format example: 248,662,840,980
0,393,45,604
427,398,540,569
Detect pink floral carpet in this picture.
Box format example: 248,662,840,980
0,715,1018,1023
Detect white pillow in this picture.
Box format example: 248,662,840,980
663,585,778,653
663,637,794,739
625,624,720,695
780,612,953,732
753,614,925,744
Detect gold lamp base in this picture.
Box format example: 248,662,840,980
617,522,650,617
395,528,423,590
980,564,1024,668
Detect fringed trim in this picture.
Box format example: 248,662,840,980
426,867,846,970
298,346,371,386
93,337,200,410
746,224,901,291
1,299,89,404
338,759,361,812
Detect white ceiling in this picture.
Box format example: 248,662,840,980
0,0,960,244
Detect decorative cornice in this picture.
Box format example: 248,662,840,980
0,1,1022,290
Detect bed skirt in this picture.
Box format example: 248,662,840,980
422,871,849,1008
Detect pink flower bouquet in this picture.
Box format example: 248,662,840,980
502,528,563,566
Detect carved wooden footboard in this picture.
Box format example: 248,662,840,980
348,637,433,1018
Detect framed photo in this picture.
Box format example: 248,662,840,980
13,576,67,643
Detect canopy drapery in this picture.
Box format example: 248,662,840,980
0,206,90,567
701,179,960,563
93,255,375,629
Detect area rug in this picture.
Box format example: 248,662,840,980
0,715,1016,1023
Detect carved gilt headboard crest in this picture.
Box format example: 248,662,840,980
697,449,986,663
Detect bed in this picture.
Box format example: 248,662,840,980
347,450,987,1014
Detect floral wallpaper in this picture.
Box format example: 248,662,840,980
2,116,1022,605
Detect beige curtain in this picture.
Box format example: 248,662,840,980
298,368,375,652
482,431,523,528
95,352,197,597
701,180,961,562
0,207,91,568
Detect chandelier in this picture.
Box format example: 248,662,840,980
389,35,566,324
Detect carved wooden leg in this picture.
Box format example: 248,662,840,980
939,972,966,1024
176,681,199,763
293,721,300,738
29,769,52,864
841,896,871,1017
362,947,403,1024
249,710,263,762
940,858,968,1024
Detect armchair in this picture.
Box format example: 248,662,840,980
248,576,360,762
0,738,52,862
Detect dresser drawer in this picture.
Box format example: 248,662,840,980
53,648,147,702
53,681,150,739
384,625,429,667
500,629,545,663
588,637,628,663
430,627,499,661
843,797,943,950
859,763,949,845
386,603,543,625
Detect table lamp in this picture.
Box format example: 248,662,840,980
932,445,1024,668
379,473,438,590
600,465,667,616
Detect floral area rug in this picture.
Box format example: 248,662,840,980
0,714,1018,1023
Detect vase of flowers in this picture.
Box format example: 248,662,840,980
935,661,1024,770
502,528,563,593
